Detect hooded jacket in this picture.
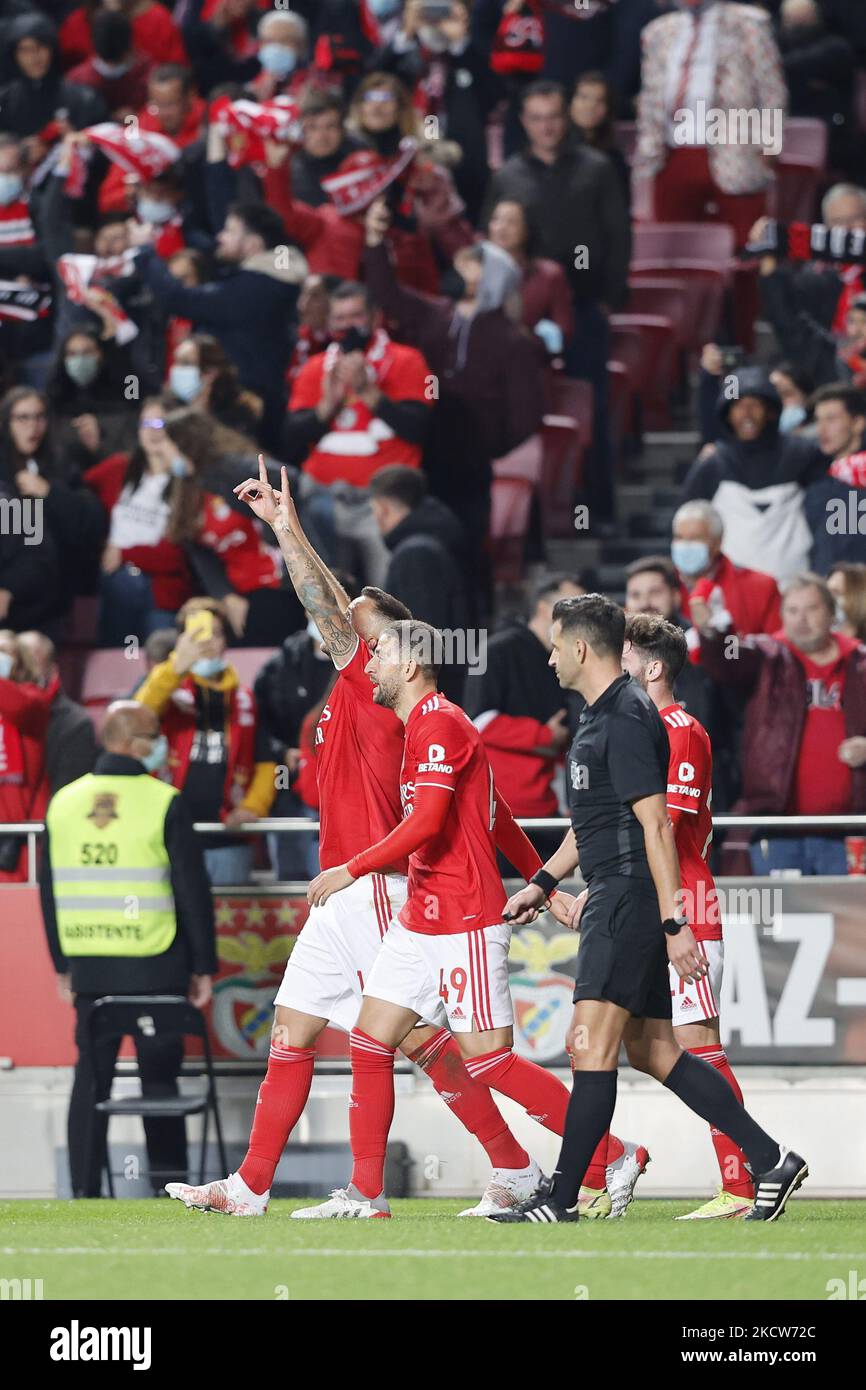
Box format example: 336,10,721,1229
0,13,105,137
681,366,824,581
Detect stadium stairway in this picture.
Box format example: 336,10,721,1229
548,429,699,599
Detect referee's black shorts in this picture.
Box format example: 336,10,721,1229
572,875,672,1020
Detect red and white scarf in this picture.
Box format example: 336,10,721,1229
57,253,138,345
830,450,866,488
210,95,302,169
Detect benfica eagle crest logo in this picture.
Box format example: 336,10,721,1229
87,793,119,830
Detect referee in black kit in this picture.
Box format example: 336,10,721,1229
491,595,807,1224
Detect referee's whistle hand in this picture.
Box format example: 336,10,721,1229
666,924,709,983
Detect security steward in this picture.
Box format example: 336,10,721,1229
40,700,217,1198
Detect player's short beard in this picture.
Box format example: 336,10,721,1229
372,674,400,708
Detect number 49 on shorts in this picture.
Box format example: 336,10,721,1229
438,967,467,1004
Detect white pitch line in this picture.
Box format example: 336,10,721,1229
3,1247,865,1262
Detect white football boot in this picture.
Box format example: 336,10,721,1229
290,1184,391,1219
458,1159,545,1217
606,1140,651,1218
165,1172,269,1216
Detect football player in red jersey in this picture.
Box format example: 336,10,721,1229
167,461,546,1218
614,613,755,1218
298,619,583,1218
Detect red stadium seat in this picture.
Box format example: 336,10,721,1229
608,313,678,429
626,277,690,350
227,648,278,689
540,416,582,537
493,433,543,485
80,649,139,707
629,223,735,349
771,119,829,223
490,476,534,585
631,222,736,268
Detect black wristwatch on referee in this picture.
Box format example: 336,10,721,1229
662,912,688,936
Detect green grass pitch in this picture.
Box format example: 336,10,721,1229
2,1199,866,1300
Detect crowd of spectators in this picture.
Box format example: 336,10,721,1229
1,0,866,883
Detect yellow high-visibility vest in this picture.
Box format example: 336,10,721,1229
47,773,179,958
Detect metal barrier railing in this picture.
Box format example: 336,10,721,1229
6,814,866,886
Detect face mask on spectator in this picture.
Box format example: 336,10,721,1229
0,652,14,680
833,602,848,630
259,43,297,77
169,454,191,478
192,657,227,679
779,404,807,433
137,196,176,225
671,540,711,576
370,0,400,16
65,354,100,388
141,733,168,772
169,363,201,403
0,173,24,205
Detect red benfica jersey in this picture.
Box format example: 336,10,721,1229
398,694,508,936
315,638,406,872
661,703,721,942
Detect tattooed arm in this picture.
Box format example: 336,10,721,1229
234,459,357,667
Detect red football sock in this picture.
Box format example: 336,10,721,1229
690,1045,754,1198
404,1028,530,1170
238,1042,315,1195
465,1048,569,1135
581,1132,612,1190
349,1028,396,1199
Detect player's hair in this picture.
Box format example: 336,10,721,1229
552,593,625,658
361,586,412,621
624,553,680,590
369,465,428,510
781,571,835,617
381,619,444,681
175,596,229,638
624,613,688,686
809,383,866,419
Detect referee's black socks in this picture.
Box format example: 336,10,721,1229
663,1051,780,1174
549,1070,617,1209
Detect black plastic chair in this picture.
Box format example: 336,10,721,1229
85,995,227,1197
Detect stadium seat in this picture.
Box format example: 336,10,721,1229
80,649,141,731
489,476,534,584
609,314,678,429
227,648,278,689
771,117,829,222
626,277,690,350
629,223,736,350
493,433,543,485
